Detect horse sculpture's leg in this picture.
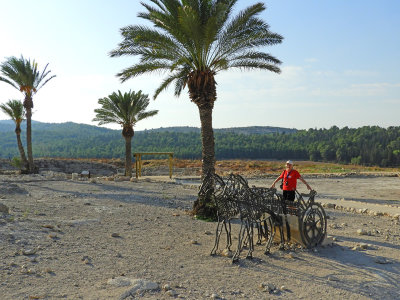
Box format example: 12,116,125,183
264,217,275,255
256,221,265,245
232,222,246,263
210,220,224,255
273,215,285,250
225,221,232,251
246,220,254,259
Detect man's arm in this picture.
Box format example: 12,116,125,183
271,172,284,188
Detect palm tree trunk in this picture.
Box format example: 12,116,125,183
124,136,132,177
192,104,217,219
24,96,36,173
15,127,28,170
198,105,216,178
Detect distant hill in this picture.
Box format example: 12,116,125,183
147,125,296,135
0,120,295,135
0,120,296,159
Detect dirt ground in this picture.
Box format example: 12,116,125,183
0,172,399,300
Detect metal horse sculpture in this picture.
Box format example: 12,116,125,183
229,174,284,262
198,173,327,263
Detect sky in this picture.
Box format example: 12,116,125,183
0,0,399,131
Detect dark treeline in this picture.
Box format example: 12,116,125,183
215,125,400,167
1,123,400,167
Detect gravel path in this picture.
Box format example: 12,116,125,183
0,173,399,299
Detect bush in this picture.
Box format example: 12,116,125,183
11,157,22,169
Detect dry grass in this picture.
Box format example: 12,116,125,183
49,157,399,176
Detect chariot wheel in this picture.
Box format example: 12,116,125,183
299,203,327,248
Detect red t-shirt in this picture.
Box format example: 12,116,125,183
279,169,301,191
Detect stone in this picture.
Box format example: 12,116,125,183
81,256,92,264
190,240,198,245
220,249,232,257
210,293,219,299
267,283,276,292
204,230,212,235
42,224,54,229
22,249,37,256
167,290,178,297
328,276,340,281
374,257,391,264
48,233,58,239
111,233,121,238
81,170,90,177
114,176,130,182
260,283,276,292
162,284,171,291
118,279,159,300
357,229,368,235
107,277,133,287
71,173,79,180
321,235,334,246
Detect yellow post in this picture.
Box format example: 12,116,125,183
135,154,138,178
133,152,174,178
168,153,173,178
139,154,142,177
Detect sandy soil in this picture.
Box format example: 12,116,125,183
1,172,400,300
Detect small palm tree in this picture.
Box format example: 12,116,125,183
0,99,29,170
93,90,158,177
110,0,283,178
0,55,56,173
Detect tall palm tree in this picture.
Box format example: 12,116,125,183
0,99,29,170
110,0,283,178
93,90,158,177
0,55,56,173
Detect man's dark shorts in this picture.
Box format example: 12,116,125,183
283,190,295,201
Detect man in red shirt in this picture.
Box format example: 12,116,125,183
271,160,312,201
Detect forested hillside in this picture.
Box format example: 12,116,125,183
1,121,400,167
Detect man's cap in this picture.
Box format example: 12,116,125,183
286,160,293,165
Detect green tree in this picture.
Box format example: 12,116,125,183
0,56,56,173
0,99,29,170
93,90,158,177
110,0,283,178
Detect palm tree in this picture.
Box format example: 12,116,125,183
110,0,283,178
93,90,158,177
0,100,29,170
0,55,56,173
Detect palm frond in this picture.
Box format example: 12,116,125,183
0,99,25,123
0,56,55,96
227,60,281,73
111,0,283,98
116,62,173,82
93,90,158,128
